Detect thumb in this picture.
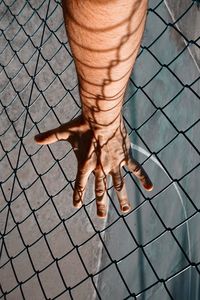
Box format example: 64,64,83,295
34,125,71,145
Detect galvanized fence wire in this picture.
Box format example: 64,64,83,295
0,0,200,299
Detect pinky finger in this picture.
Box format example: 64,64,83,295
128,156,153,191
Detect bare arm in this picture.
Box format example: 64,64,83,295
35,0,153,218
63,0,148,128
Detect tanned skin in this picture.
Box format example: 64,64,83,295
35,0,153,218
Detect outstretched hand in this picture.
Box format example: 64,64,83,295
34,115,153,218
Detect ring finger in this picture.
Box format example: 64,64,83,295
95,169,108,218
111,167,131,213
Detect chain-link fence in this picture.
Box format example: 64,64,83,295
0,0,200,299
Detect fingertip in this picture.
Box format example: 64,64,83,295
121,203,131,213
97,210,107,219
34,134,44,144
144,182,154,191
96,203,107,219
73,200,83,208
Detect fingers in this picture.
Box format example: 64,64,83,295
127,155,153,191
34,125,71,145
95,170,107,218
111,168,131,213
73,169,90,208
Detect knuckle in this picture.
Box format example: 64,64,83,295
78,168,90,177
74,187,84,197
114,181,123,191
95,187,105,197
75,183,84,191
73,192,82,203
132,164,141,173
95,170,107,181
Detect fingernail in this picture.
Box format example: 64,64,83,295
144,182,154,191
122,205,130,212
97,209,107,218
97,211,106,218
34,134,42,142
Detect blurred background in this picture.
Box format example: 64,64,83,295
0,0,199,299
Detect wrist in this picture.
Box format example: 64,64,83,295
81,100,123,124
82,109,122,136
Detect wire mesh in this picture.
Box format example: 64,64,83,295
0,0,200,299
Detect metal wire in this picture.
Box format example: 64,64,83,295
0,0,199,299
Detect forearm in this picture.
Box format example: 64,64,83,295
62,0,148,128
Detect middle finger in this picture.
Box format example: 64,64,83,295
95,169,108,218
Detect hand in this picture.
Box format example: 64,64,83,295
34,114,153,218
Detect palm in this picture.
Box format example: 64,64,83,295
34,114,153,218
